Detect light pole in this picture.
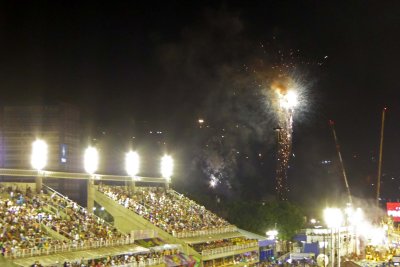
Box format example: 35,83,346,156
31,139,48,194
84,146,99,213
125,151,139,192
324,208,343,267
161,155,173,190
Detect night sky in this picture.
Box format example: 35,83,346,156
1,1,400,214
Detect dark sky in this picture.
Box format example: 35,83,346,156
1,1,400,214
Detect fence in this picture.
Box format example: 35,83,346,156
131,229,158,240
112,258,164,267
201,241,259,256
40,257,165,267
3,236,135,259
172,225,238,238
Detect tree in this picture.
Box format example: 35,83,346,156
227,200,304,241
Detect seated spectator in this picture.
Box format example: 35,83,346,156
0,186,130,259
98,184,235,237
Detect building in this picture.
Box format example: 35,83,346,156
0,104,80,171
294,226,358,263
0,103,85,204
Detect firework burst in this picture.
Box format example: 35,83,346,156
271,76,301,201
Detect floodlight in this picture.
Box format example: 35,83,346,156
31,139,48,171
324,208,343,229
161,155,173,180
125,151,140,178
84,146,98,175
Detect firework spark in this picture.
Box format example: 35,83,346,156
209,174,219,188
272,76,299,201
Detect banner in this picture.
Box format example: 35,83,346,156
387,202,400,222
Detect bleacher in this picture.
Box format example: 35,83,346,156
95,184,260,266
0,184,140,260
0,184,180,267
0,182,259,266
98,184,235,237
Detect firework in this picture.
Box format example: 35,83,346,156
272,77,298,201
209,174,219,188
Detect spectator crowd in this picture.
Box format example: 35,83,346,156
98,184,233,237
41,191,123,243
0,184,130,259
0,183,258,267
61,252,164,267
32,248,186,267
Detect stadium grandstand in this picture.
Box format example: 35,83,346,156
0,182,261,267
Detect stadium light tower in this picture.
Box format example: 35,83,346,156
31,139,48,193
161,155,173,180
126,151,140,192
31,139,48,171
125,151,140,178
84,146,98,213
84,146,99,175
161,155,173,190
324,208,343,267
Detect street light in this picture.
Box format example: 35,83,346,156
31,139,48,193
84,146,98,175
324,208,343,267
161,155,173,180
31,139,48,171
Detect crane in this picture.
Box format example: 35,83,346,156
376,107,387,207
329,120,353,205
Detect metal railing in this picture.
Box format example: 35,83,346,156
3,236,136,259
130,229,158,240
172,225,238,238
43,185,116,228
112,258,164,267
201,241,259,256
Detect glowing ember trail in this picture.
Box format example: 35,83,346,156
272,77,298,201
